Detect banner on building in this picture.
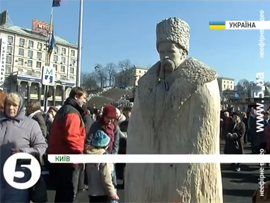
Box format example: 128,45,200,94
0,38,7,86
0,10,8,26
32,19,53,35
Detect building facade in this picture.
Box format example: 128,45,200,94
217,77,235,92
115,66,148,87
0,19,78,106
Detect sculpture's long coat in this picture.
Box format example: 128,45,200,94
125,57,223,203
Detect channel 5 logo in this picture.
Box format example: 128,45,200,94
3,153,41,189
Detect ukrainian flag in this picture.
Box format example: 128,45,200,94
209,21,226,30
47,31,56,63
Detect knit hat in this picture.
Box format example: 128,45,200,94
102,105,117,119
156,17,190,54
92,130,110,147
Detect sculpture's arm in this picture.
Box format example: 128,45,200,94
187,79,220,154
126,91,145,154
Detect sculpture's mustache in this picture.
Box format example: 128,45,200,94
161,58,176,72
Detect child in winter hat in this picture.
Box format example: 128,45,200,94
91,130,111,148
86,130,119,202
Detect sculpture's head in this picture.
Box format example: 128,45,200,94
156,17,190,73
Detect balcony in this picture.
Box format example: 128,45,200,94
60,75,67,80
69,75,76,81
18,69,42,78
30,94,63,101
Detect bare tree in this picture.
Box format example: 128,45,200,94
249,81,256,87
118,59,134,87
265,81,270,87
94,64,108,88
105,62,117,86
236,79,250,91
81,72,98,90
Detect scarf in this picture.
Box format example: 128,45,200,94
100,116,116,153
28,110,41,119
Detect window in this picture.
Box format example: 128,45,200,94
71,50,75,57
70,58,76,65
8,36,14,44
27,60,33,67
53,55,58,62
19,38,25,46
28,50,33,58
5,66,12,74
18,48,24,56
37,52,42,60
70,67,75,74
61,48,66,55
61,57,66,64
37,42,42,50
54,46,58,54
6,56,12,64
28,40,34,48
61,66,65,72
7,46,13,54
36,61,42,68
18,58,24,65
53,64,58,72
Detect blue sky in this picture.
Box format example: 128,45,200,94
1,0,270,83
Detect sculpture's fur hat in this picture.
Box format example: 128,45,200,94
156,17,190,54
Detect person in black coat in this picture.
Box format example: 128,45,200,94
224,111,246,172
78,105,93,193
82,105,93,135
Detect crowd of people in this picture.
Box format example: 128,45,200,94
1,87,270,203
221,106,270,171
0,88,132,203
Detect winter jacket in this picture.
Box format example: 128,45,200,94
0,109,47,203
48,98,86,157
86,148,117,197
32,112,47,138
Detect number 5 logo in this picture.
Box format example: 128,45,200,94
3,153,41,190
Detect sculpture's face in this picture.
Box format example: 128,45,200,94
158,41,186,73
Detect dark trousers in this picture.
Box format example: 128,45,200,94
50,164,79,203
89,195,109,203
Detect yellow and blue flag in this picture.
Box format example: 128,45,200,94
48,31,56,62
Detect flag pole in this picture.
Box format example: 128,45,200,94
47,7,54,66
44,6,54,112
76,0,83,87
